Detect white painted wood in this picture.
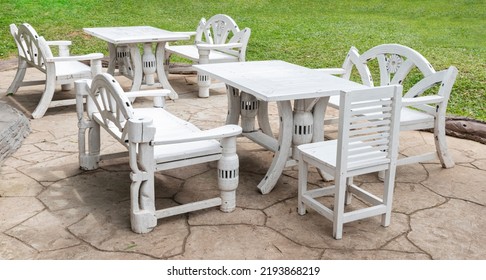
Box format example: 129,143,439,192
323,44,458,170
7,23,103,118
298,85,402,239
195,60,367,194
83,26,189,96
75,73,242,233
165,14,251,97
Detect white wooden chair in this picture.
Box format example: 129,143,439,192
323,44,458,169
298,85,403,239
7,23,103,118
165,14,251,98
75,73,242,233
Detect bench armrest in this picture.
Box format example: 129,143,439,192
402,95,444,106
46,52,104,63
46,40,72,46
125,89,172,107
196,42,243,51
152,125,242,145
125,89,171,99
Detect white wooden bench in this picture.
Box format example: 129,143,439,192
321,44,458,171
7,23,103,118
165,14,251,98
75,73,242,233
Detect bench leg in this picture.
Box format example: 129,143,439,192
129,140,157,233
435,120,455,168
31,71,56,119
79,120,101,170
6,59,27,94
130,177,157,234
218,136,239,212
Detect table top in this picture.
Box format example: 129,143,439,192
194,60,368,102
83,26,190,44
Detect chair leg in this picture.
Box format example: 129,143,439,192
218,137,239,212
297,157,309,215
377,170,385,181
31,72,56,118
345,177,353,205
381,167,396,227
6,59,27,94
434,122,455,168
333,175,347,240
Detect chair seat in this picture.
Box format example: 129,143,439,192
328,95,340,109
166,45,239,63
133,108,222,163
299,140,389,171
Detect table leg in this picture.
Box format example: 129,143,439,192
257,101,273,137
107,43,118,75
258,100,293,194
155,43,178,99
142,43,156,86
127,43,143,91
309,97,334,181
311,97,328,142
240,92,259,132
226,85,241,125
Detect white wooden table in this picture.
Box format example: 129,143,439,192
194,60,368,194
84,26,189,96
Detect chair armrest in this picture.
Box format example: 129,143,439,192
315,68,346,75
153,125,242,145
46,40,72,46
46,52,104,63
196,43,243,50
402,95,444,106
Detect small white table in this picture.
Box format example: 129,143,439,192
84,26,189,97
194,60,368,194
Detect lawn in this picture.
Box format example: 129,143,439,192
1,0,485,120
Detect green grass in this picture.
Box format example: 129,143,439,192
1,0,485,120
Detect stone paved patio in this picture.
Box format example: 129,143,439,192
1,66,485,260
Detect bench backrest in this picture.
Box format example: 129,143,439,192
10,23,53,73
86,74,134,141
195,14,251,60
342,44,436,93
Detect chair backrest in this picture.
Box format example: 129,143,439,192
342,44,436,92
10,23,53,71
336,85,403,172
194,14,251,61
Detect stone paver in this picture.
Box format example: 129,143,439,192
1,66,485,260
